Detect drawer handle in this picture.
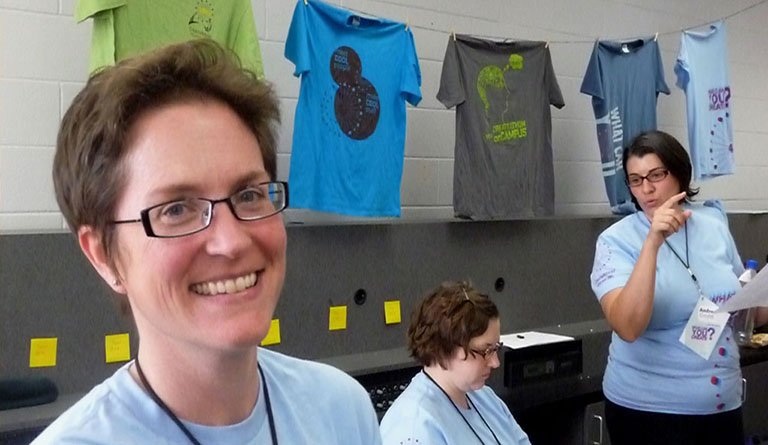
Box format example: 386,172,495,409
742,378,747,404
590,414,603,445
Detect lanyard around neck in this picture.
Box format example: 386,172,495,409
422,370,501,445
134,357,278,445
662,221,703,296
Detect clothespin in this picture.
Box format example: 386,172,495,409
303,0,307,5
654,32,658,41
405,15,409,31
545,41,549,48
452,30,456,41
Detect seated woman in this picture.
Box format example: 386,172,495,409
380,281,531,445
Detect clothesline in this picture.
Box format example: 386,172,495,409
343,0,768,45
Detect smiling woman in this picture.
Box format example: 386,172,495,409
32,39,381,445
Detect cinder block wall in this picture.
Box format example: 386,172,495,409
2,0,768,231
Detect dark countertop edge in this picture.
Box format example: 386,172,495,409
0,393,82,432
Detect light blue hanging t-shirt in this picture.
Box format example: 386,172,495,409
31,348,382,445
590,201,744,415
380,371,531,445
285,0,422,217
675,20,735,180
581,38,670,215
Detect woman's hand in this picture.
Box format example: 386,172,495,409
647,191,692,246
601,192,693,341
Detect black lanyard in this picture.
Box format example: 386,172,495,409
423,370,501,445
134,356,278,445
662,221,704,297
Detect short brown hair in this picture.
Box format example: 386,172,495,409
53,38,280,269
623,130,699,210
408,281,499,369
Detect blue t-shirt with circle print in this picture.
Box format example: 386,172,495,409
285,0,422,217
590,201,744,414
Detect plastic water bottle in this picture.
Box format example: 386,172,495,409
734,259,759,347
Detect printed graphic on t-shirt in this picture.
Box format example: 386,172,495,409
477,54,528,144
592,238,617,288
188,0,214,37
707,86,733,172
596,107,624,180
330,46,380,140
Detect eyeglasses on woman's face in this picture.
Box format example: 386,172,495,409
110,181,289,238
626,167,669,188
469,341,504,360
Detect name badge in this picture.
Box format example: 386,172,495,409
679,296,730,359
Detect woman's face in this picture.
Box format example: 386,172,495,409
626,153,682,220
111,99,286,354
445,317,502,391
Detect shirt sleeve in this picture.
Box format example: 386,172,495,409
401,29,423,106
580,41,603,99
674,35,690,91
490,390,532,445
436,36,465,109
345,377,384,445
74,0,125,22
590,230,636,301
87,9,117,73
545,46,565,109
284,0,310,77
654,40,671,95
230,0,265,79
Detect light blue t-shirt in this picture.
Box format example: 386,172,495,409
590,202,744,415
32,348,382,444
380,371,531,445
581,38,670,215
284,0,422,217
675,21,735,180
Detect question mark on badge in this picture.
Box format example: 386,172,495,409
707,327,715,340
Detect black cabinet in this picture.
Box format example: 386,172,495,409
743,360,768,443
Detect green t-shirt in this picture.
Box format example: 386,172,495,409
75,0,264,78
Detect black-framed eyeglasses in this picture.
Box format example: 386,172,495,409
110,181,289,238
626,167,669,188
469,341,504,360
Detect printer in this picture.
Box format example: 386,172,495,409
499,331,583,386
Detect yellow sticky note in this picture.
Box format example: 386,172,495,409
384,300,402,325
329,306,347,331
105,333,131,363
261,319,281,346
29,337,58,368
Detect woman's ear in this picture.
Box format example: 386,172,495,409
78,225,125,294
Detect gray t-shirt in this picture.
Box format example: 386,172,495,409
581,38,670,214
438,35,565,219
